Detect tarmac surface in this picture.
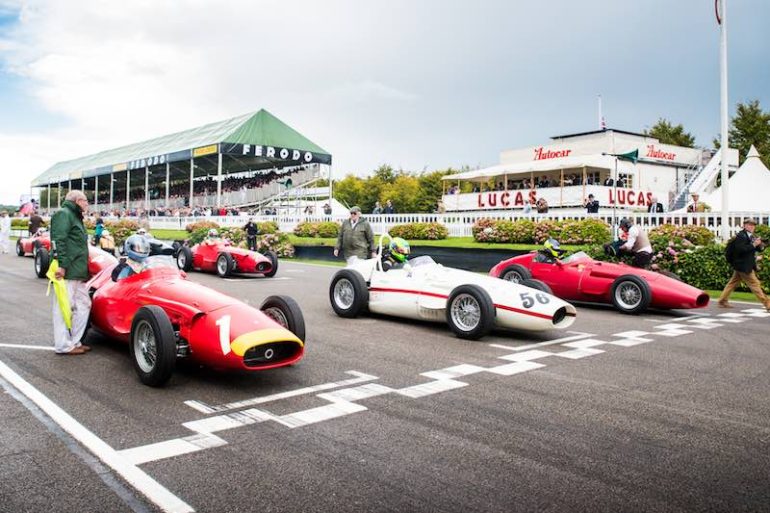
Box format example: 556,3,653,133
1,252,769,513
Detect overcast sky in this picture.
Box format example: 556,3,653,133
0,0,768,206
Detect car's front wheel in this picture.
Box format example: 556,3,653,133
610,274,651,314
260,295,306,342
16,240,25,257
176,246,193,272
329,269,369,318
262,250,279,278
130,306,176,387
446,284,495,340
35,248,50,278
499,264,531,283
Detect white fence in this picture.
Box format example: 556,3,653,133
146,211,770,240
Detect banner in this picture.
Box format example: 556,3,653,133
221,143,332,165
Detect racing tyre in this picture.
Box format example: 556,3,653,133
130,305,176,387
16,240,25,257
35,248,50,278
171,241,182,255
329,269,369,318
176,246,193,272
260,295,306,342
521,278,553,295
499,264,531,283
446,284,495,340
216,252,234,278
610,274,651,314
32,240,41,257
262,250,279,278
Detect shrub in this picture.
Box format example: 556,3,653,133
258,221,279,235
11,218,29,229
185,221,219,233
754,224,770,242
649,224,715,249
294,221,340,238
257,232,295,258
103,219,141,250
389,222,448,240
472,219,535,243
473,218,609,245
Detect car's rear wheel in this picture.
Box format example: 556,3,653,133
216,253,234,277
329,269,369,318
130,306,176,387
260,295,305,342
16,240,24,257
176,246,193,272
521,278,553,295
610,274,651,314
35,248,50,278
262,250,279,278
499,264,531,283
446,284,495,340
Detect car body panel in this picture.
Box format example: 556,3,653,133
347,256,576,332
17,232,51,256
86,256,304,371
489,251,710,310
188,240,274,275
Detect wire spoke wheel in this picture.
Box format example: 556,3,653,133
450,293,481,331
134,320,158,374
334,279,355,309
615,282,642,309
262,306,289,328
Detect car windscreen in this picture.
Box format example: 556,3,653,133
408,255,436,268
561,251,590,264
141,255,178,270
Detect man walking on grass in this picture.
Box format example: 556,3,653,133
718,218,770,311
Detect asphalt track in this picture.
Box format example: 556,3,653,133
1,252,769,513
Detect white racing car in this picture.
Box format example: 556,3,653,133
329,235,577,340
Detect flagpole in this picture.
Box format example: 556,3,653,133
719,0,730,240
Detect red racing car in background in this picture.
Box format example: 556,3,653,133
489,250,710,314
34,243,117,279
176,239,278,278
85,254,305,386
16,229,51,257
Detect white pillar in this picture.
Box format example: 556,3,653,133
165,161,170,207
126,168,131,211
719,0,730,240
47,184,51,211
189,158,194,208
58,183,61,207
144,165,149,211
216,152,223,207
94,175,99,210
110,172,114,209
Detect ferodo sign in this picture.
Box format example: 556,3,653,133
444,187,661,211
220,143,332,165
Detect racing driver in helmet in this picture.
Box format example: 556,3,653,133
534,237,567,264
111,234,150,281
382,237,411,271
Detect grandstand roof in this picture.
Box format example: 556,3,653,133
31,109,331,187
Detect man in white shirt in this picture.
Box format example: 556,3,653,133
0,210,11,254
619,218,653,268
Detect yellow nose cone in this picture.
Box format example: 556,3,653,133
229,328,303,356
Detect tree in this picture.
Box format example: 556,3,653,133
714,100,770,167
380,175,421,213
643,118,696,147
332,175,366,210
372,164,397,184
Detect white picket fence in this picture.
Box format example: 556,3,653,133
145,211,770,240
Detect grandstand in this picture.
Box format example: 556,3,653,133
30,109,332,215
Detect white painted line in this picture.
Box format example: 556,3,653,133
317,383,394,402
0,343,55,351
396,379,467,398
224,276,291,282
612,330,651,338
553,348,605,359
609,338,653,347
421,364,486,380
654,329,693,337
488,331,594,352
562,338,608,349
499,350,554,362
486,360,545,376
185,370,378,413
643,313,707,323
0,360,194,513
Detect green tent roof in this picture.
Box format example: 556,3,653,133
31,109,330,186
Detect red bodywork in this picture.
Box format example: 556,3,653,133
489,251,710,310
17,232,51,256
188,240,275,276
86,257,303,371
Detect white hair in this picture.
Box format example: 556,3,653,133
65,190,86,202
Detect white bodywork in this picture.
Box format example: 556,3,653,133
345,256,576,332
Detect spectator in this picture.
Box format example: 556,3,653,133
436,200,446,214
0,210,10,254
718,219,770,310
603,176,614,186
323,203,332,216
383,200,395,214
536,197,549,214
584,194,600,213
617,218,653,268
334,206,375,263
29,211,43,235
244,217,260,251
372,201,382,215
648,195,664,213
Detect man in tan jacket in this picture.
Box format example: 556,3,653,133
334,206,375,264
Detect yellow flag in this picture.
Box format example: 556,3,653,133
46,259,72,331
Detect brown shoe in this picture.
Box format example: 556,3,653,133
80,345,92,352
717,302,733,308
58,346,88,355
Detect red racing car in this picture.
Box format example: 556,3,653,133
16,230,51,257
86,255,305,386
489,250,710,314
176,239,278,278
34,243,117,279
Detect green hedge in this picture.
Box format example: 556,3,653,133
389,222,448,240
294,221,340,238
472,218,610,245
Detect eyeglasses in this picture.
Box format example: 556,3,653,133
350,212,359,216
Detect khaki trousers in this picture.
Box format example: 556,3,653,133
718,270,770,307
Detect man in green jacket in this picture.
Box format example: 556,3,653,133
334,206,375,263
50,190,92,355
